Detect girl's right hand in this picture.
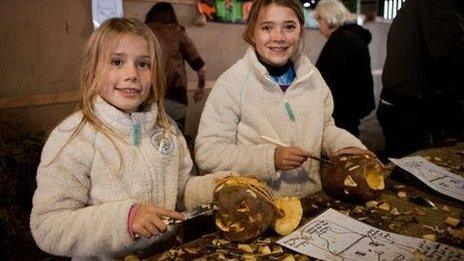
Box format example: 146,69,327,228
131,204,185,238
274,146,312,170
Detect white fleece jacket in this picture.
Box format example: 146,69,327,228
195,47,366,198
30,97,231,260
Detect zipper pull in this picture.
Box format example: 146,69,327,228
132,122,141,146
284,100,296,122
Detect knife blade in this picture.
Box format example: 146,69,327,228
163,202,217,226
408,195,436,208
386,179,436,208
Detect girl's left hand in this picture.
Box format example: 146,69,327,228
331,147,376,158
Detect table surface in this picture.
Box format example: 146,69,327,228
141,143,464,260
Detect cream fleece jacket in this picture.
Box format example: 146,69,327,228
195,47,366,198
30,97,231,259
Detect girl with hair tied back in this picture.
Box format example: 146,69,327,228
195,0,375,198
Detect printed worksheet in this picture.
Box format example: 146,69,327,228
277,209,464,261
390,156,464,202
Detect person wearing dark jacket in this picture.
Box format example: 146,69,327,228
145,2,206,133
378,0,464,158
314,0,375,137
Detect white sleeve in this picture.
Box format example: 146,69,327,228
30,126,136,257
175,132,234,209
195,74,277,180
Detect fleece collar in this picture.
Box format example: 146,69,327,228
244,46,316,90
93,96,158,136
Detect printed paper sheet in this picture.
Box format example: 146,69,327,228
277,208,464,260
390,156,464,202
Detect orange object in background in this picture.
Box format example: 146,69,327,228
197,0,216,20
242,1,253,21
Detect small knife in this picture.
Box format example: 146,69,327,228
386,179,436,208
408,195,436,208
164,202,217,226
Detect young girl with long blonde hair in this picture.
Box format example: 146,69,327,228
30,18,230,259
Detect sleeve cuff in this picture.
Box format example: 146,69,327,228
127,204,140,240
265,144,279,180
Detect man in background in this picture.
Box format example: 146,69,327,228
378,0,464,158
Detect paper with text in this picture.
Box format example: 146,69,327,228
277,209,464,260
390,156,464,202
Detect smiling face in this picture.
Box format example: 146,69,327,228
100,33,152,114
251,3,301,66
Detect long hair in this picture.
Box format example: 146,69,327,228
47,18,172,169
243,0,305,46
145,2,179,24
314,0,355,29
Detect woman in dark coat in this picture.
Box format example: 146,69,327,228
314,0,375,137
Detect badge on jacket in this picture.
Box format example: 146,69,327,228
150,128,174,155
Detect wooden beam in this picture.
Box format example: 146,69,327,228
0,91,79,110
0,80,215,110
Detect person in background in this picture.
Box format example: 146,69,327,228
377,0,464,158
145,2,206,134
195,0,374,198
30,18,230,259
314,0,375,137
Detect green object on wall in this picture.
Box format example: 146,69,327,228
215,0,243,22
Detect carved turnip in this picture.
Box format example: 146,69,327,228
321,154,385,202
213,176,303,241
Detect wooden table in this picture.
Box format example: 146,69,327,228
137,143,464,260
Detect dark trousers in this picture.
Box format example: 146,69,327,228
377,102,438,159
334,117,360,137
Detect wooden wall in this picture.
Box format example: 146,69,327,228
0,0,199,137
1,0,88,137
0,0,389,148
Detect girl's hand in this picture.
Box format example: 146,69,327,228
274,146,312,170
131,204,185,238
331,147,376,158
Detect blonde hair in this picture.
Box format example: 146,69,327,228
49,18,172,169
314,0,356,29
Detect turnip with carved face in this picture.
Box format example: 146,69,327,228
321,154,385,202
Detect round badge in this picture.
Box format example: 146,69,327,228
150,130,174,155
